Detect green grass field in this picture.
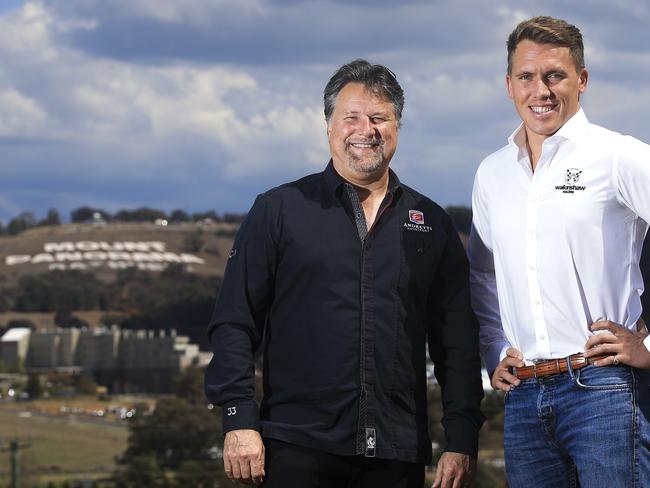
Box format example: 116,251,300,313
0,406,128,486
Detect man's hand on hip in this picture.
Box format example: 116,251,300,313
584,319,650,369
432,451,477,488
491,347,524,392
223,429,265,485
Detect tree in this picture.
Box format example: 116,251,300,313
114,207,167,222
55,310,89,329
445,206,472,234
169,209,190,223
116,454,167,487
74,374,98,395
6,319,36,330
70,206,111,223
7,212,36,235
26,373,44,399
222,212,247,224
38,208,61,226
191,210,220,223
14,270,115,312
122,397,221,470
174,364,205,405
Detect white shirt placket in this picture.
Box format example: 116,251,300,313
526,153,553,359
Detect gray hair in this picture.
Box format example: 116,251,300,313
323,59,404,127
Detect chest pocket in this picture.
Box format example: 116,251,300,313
399,228,439,303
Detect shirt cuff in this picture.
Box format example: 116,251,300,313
444,418,480,457
222,400,261,434
484,342,511,377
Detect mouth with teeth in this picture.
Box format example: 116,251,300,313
530,105,556,114
348,140,381,149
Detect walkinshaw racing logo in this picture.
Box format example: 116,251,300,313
404,209,432,233
555,168,586,194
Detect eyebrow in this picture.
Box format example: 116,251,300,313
514,67,569,77
343,110,392,117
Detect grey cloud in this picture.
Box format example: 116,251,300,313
2,0,650,224
46,0,506,65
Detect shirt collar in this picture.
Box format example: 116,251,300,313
508,107,590,150
323,159,402,197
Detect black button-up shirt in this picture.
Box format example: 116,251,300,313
205,161,484,463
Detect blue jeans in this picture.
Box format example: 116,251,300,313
504,364,650,487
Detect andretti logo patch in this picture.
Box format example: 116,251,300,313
409,210,424,225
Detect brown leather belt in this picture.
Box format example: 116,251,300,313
513,353,609,380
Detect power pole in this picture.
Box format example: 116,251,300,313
0,438,31,488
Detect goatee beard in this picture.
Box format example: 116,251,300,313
347,153,384,173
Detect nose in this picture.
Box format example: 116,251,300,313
533,78,551,98
357,116,375,135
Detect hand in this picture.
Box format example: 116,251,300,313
584,320,650,369
490,347,525,392
432,452,477,488
223,429,265,485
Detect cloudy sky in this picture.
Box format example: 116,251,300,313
1,0,649,223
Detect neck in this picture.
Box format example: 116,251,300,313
332,159,391,228
332,159,390,198
525,131,545,171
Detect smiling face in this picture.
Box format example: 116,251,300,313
327,82,398,180
507,39,588,147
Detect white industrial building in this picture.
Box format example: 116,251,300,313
0,326,205,393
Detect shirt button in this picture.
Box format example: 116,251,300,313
539,335,546,341
534,300,541,306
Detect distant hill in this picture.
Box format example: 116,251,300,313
0,221,237,287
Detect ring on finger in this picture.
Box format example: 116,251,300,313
613,355,620,366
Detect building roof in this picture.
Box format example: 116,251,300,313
1,328,32,342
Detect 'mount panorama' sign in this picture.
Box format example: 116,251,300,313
5,241,205,272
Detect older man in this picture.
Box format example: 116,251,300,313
469,16,650,487
205,59,484,488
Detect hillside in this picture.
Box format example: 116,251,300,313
0,222,239,345
0,221,237,287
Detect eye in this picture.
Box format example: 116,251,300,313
547,72,565,82
371,117,387,124
518,74,532,81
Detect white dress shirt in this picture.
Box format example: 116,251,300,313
469,108,650,374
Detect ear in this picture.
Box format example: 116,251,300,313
578,68,588,93
506,74,514,100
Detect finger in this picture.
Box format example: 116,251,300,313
440,470,455,488
491,375,517,391
591,354,620,367
230,457,242,481
494,365,520,385
239,458,253,483
223,455,234,480
432,466,443,488
585,333,618,349
250,454,265,484
589,321,619,333
505,347,524,360
502,356,525,368
585,342,621,359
